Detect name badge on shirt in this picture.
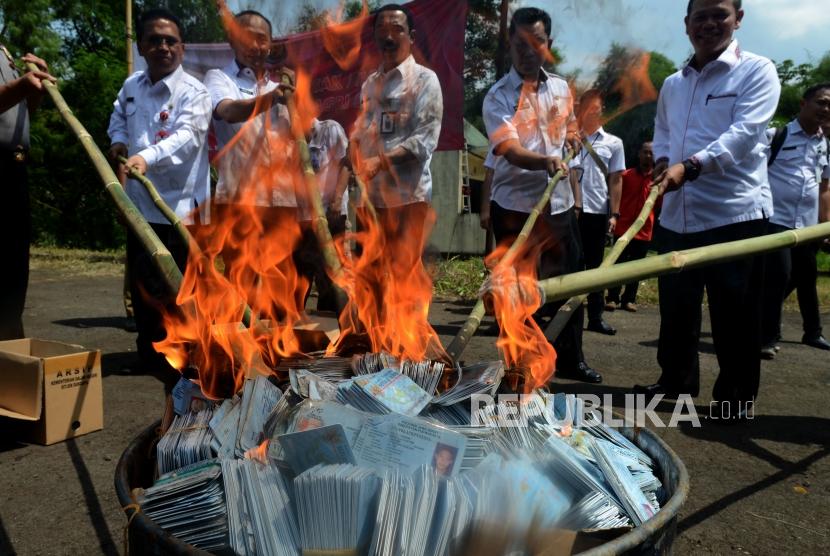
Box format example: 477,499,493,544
380,112,395,134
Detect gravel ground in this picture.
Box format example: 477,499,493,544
0,267,827,555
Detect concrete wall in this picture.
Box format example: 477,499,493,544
429,151,487,255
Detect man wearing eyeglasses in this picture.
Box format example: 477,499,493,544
107,8,212,377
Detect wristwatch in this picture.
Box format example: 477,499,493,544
611,212,621,219
682,156,702,182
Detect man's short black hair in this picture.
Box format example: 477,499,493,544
236,9,273,37
803,82,830,101
374,4,415,32
136,8,182,41
686,0,742,16
509,7,551,38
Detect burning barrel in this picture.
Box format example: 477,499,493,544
115,417,688,555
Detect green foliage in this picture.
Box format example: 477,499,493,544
773,53,830,125
647,51,676,92
135,0,225,42
432,256,487,300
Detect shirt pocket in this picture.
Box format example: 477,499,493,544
701,91,738,134
593,145,613,165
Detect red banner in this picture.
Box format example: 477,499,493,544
278,0,466,151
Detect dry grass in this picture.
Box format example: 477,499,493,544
28,247,830,312
30,246,125,277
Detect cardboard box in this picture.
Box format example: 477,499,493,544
0,339,103,445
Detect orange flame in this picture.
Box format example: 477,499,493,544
322,1,370,70
485,245,556,392
153,0,449,399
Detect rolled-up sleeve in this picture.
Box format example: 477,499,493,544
137,88,212,170
108,87,129,146
693,59,781,174
609,139,626,173
397,71,443,163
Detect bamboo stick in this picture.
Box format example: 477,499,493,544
119,155,198,251
280,72,349,311
445,151,576,362
538,221,830,302
26,61,183,298
544,184,660,341
118,157,256,327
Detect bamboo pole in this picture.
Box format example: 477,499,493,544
118,158,256,327
126,0,133,74
26,61,183,297
280,72,349,311
538,221,830,302
445,150,576,362
544,184,660,342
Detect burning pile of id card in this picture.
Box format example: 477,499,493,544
137,353,666,554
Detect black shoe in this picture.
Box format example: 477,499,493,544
760,344,776,360
587,319,617,335
632,383,698,400
557,361,603,384
802,334,830,350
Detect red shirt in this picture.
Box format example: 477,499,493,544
615,167,654,241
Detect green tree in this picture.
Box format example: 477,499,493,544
135,0,224,42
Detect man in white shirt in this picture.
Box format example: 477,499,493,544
760,83,830,359
350,3,443,273
634,0,781,421
203,10,301,321
572,89,625,335
108,8,212,376
483,7,601,384
294,118,350,313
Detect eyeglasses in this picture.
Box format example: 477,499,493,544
145,35,181,48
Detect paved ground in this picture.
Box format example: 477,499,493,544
0,267,828,555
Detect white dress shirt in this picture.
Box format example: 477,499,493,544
203,60,296,207
767,120,829,229
351,55,443,208
108,66,212,225
483,67,574,215
571,127,625,215
653,41,781,233
299,118,349,221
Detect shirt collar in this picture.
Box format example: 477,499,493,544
139,64,184,93
507,65,551,90
230,59,268,83
378,54,415,80
682,39,741,76
789,118,824,140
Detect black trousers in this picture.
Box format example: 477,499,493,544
126,222,190,378
656,219,767,402
294,215,347,313
606,238,651,305
0,153,30,340
761,222,823,345
579,212,609,321
491,201,585,371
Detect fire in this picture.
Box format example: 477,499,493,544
153,0,447,398
245,439,270,464
321,1,370,70
484,244,556,392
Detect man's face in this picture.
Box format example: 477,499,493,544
374,10,413,69
231,16,271,71
800,89,830,130
685,0,742,62
639,142,655,169
578,97,603,131
509,22,550,79
138,19,184,81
